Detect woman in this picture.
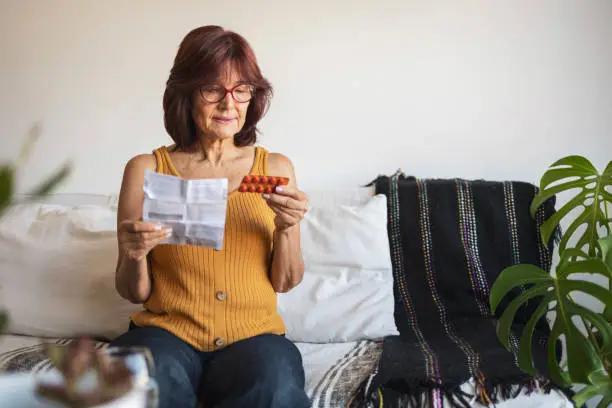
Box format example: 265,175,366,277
110,25,310,408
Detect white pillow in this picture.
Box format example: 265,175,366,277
278,192,398,343
0,203,141,340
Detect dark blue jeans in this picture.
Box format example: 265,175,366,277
110,323,310,408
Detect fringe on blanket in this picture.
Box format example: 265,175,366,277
348,373,575,408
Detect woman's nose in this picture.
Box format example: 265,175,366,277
218,91,235,108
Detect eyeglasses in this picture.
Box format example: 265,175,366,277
199,84,254,103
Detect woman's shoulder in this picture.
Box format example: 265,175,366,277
125,144,175,171
122,147,165,178
265,149,295,180
125,153,156,171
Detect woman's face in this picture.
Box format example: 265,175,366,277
191,67,252,142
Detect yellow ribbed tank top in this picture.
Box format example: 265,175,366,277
130,145,286,351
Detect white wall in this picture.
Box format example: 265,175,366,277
1,0,610,194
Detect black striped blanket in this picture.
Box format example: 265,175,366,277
352,172,569,408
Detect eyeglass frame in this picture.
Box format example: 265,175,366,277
199,83,255,104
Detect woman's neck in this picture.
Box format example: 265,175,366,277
195,135,239,168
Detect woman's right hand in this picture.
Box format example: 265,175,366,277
118,220,172,262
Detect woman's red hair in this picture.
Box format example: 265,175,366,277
163,26,273,148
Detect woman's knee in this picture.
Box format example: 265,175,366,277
232,334,305,384
202,334,309,407
260,336,305,384
254,354,308,407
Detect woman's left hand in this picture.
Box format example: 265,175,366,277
263,186,309,231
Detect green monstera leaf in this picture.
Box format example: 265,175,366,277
490,249,612,386
530,156,612,257
573,370,612,408
0,165,14,216
600,235,612,272
0,311,7,334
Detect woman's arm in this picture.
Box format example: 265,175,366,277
265,153,308,293
115,154,169,304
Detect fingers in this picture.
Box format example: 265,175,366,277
121,220,167,233
267,203,304,220
122,229,171,243
268,204,302,227
263,193,308,212
121,230,170,259
271,186,308,201
148,232,172,247
119,220,172,262
263,186,308,231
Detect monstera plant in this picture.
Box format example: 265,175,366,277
0,124,71,333
490,155,612,407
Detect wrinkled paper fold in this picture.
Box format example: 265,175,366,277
142,170,228,250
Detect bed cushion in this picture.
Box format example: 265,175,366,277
278,191,399,343
0,203,142,340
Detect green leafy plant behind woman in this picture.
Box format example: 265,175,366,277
490,155,612,407
0,124,71,333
